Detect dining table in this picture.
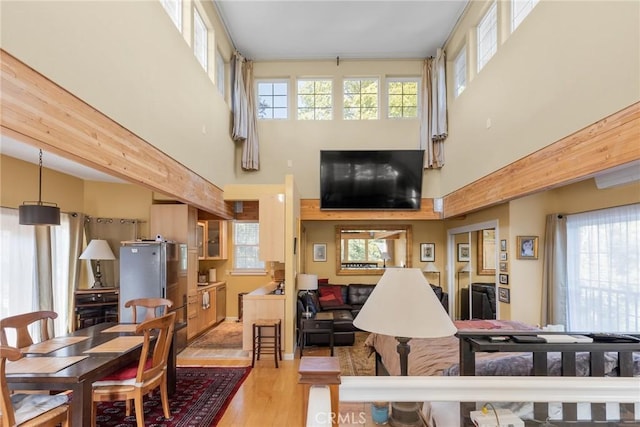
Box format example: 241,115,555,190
4,322,180,427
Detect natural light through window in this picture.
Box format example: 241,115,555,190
454,46,467,97
477,2,497,72
387,78,419,119
344,78,379,120
233,221,265,271
566,204,640,332
193,7,207,71
297,79,332,120
216,49,225,97
258,81,288,119
160,0,182,31
512,0,539,31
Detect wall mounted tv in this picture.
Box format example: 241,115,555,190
320,150,425,210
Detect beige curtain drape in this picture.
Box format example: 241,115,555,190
34,226,54,338
419,48,447,168
67,213,84,332
541,213,568,326
231,52,260,170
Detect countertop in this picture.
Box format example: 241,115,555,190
196,281,225,290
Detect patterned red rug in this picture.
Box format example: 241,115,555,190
95,366,251,426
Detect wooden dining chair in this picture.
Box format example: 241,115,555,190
91,311,176,427
0,311,58,348
124,298,173,323
1,346,70,427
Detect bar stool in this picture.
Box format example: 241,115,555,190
252,318,282,368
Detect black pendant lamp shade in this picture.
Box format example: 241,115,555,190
18,149,60,226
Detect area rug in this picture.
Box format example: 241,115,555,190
94,366,251,426
189,321,243,349
336,332,375,376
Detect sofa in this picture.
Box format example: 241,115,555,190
460,283,496,320
297,282,449,347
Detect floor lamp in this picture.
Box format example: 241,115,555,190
354,268,456,426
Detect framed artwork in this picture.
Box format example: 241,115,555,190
420,243,435,262
499,262,508,272
498,287,510,303
500,239,507,251
500,252,508,261
517,236,539,260
499,273,509,285
313,243,327,262
457,243,470,262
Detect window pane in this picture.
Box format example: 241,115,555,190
297,79,332,120
257,81,288,120
343,78,379,120
160,0,182,31
477,2,497,72
193,8,207,71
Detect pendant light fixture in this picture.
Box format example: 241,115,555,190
18,149,61,225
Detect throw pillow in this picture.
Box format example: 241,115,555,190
318,294,342,309
319,285,344,304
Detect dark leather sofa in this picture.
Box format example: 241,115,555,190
460,283,496,320
298,282,449,347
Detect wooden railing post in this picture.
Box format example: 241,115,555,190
298,356,341,426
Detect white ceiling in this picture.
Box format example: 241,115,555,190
214,0,470,60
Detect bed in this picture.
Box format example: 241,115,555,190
363,320,640,425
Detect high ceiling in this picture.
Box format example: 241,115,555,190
214,0,469,60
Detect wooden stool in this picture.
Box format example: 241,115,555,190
252,318,282,367
298,356,341,427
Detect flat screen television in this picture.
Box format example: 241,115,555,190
320,150,424,210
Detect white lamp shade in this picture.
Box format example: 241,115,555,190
458,262,471,273
353,268,456,338
79,239,116,260
297,273,318,291
380,252,391,261
422,262,439,273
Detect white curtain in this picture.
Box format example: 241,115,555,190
566,204,640,332
541,213,568,326
419,48,447,168
231,52,260,170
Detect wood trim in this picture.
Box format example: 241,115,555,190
300,198,441,221
444,102,640,218
0,49,233,219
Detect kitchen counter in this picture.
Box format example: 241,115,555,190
196,281,225,290
242,282,286,351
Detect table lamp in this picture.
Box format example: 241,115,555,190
354,268,456,426
80,239,116,288
297,273,318,319
380,252,391,268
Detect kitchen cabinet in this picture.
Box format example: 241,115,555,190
187,282,226,340
215,283,227,323
259,194,285,262
198,220,227,260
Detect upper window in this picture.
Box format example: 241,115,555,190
233,221,265,271
566,204,640,332
454,47,467,97
477,2,497,72
257,81,288,120
216,49,225,97
512,0,539,31
193,7,208,71
297,79,332,120
160,0,182,31
387,78,419,119
344,78,379,120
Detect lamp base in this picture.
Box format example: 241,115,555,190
301,311,313,319
389,402,423,426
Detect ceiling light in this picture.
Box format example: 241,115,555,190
18,149,60,226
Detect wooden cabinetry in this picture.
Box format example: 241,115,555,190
74,289,119,331
242,283,285,351
197,220,227,260
259,194,285,262
187,282,226,340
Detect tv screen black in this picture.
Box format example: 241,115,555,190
320,150,424,210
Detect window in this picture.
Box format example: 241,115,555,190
297,79,332,120
343,78,379,120
477,2,497,72
216,49,225,97
512,0,539,31
193,7,207,71
258,81,288,119
454,47,467,97
387,78,419,119
233,221,265,271
0,208,71,340
566,204,640,332
160,0,182,31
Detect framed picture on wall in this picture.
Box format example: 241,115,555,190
500,239,507,251
457,243,470,262
517,236,539,259
313,243,327,262
420,243,435,262
499,262,508,272
499,273,509,285
498,287,510,303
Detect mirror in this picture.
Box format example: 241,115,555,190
477,229,496,275
335,224,412,275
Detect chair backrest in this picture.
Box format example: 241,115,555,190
1,345,22,426
124,298,173,323
0,311,58,348
135,311,176,384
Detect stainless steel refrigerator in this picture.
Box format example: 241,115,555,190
119,241,187,350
